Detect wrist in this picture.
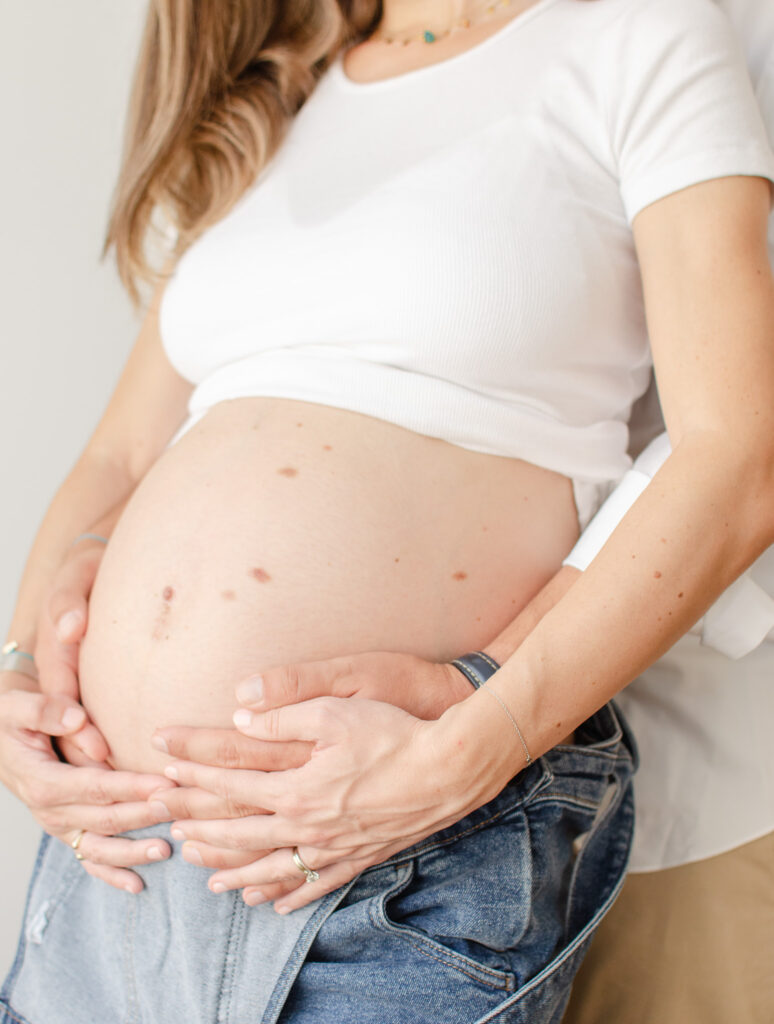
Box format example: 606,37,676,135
427,684,531,811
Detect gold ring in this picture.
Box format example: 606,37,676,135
70,829,87,861
291,847,319,884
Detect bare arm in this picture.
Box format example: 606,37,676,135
0,279,194,893
3,280,192,681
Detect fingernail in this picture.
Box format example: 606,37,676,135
164,765,179,780
236,675,264,705
233,709,252,728
171,827,185,841
183,844,203,866
244,891,267,907
61,708,86,730
57,611,84,639
124,882,140,895
211,881,226,894
275,904,291,915
149,800,170,821
147,846,165,861
151,734,169,753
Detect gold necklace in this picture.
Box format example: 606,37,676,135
373,0,515,45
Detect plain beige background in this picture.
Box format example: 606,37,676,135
0,1,147,973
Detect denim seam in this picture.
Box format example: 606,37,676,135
216,895,244,1024
563,759,632,938
0,832,50,1007
528,794,601,813
548,745,620,763
369,862,515,991
260,877,361,1024
122,891,139,1024
0,1002,34,1024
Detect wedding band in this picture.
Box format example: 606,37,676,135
291,847,319,884
70,829,87,861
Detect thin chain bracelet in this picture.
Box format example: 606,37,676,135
450,651,533,767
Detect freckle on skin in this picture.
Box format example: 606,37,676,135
162,586,175,602
452,570,468,581
277,467,299,477
221,590,236,601
394,557,400,563
323,445,332,451
482,525,489,531
654,571,662,579
678,592,684,598
296,422,303,427
249,567,272,583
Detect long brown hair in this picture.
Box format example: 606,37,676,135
102,0,382,308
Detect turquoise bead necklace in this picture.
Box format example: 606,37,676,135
374,0,517,45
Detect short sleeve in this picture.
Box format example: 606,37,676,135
601,0,774,225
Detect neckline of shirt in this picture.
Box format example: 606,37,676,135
329,0,562,93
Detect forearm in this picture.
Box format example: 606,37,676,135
3,454,135,658
440,434,774,786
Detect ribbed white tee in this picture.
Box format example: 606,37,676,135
159,0,774,499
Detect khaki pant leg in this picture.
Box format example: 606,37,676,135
561,831,774,1024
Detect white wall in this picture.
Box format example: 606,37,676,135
0,0,147,974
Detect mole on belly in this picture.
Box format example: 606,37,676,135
249,567,272,583
152,585,175,640
322,445,332,451
452,570,468,581
277,467,299,477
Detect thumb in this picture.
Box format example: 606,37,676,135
52,594,89,644
233,696,343,743
235,656,354,711
49,548,102,643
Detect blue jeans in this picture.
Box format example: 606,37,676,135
1,701,636,1024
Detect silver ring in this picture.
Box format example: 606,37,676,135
70,829,87,861
291,847,319,884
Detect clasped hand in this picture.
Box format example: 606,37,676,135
150,652,477,913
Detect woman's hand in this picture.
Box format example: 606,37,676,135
34,536,110,766
148,652,472,897
0,680,176,892
163,695,495,914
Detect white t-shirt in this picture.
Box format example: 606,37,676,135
563,0,774,873
159,0,774,507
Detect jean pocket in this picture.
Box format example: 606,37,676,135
370,858,518,992
369,799,550,993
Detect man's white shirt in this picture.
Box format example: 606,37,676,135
563,0,774,872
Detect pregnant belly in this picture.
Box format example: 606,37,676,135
78,397,580,774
